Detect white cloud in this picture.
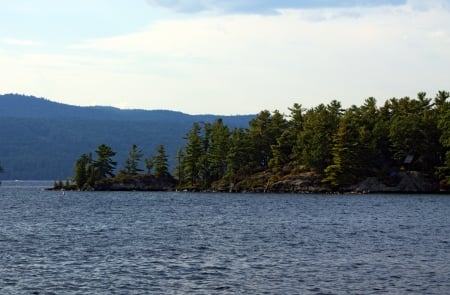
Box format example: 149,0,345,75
3,1,450,114
145,0,406,13
1,38,44,47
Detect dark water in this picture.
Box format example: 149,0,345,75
1,184,449,294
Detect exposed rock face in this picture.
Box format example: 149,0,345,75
219,170,440,194
269,173,327,193
346,171,439,193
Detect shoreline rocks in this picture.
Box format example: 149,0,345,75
346,171,440,194
54,170,445,194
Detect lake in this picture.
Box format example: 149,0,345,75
1,182,449,294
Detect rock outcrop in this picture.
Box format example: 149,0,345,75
211,170,441,194
346,171,439,193
269,172,327,193
65,170,441,193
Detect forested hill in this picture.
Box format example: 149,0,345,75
0,94,254,180
0,94,253,124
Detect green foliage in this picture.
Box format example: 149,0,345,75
268,106,303,178
65,90,449,192
248,110,288,169
179,120,232,188
174,147,185,187
207,119,231,181
70,142,177,190
323,121,360,188
333,100,386,177
94,144,117,181
387,94,441,172
226,128,253,181
153,145,169,177
145,157,154,174
176,92,448,191
183,123,204,187
74,153,94,189
124,144,144,175
436,91,450,184
73,144,117,188
295,101,342,173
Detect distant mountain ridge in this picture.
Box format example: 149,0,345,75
0,93,253,124
0,94,254,180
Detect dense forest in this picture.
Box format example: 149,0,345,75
66,91,450,192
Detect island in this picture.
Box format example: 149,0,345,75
54,91,450,193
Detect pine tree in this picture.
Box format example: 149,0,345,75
74,153,93,189
124,144,143,175
184,123,204,186
248,110,288,169
323,121,360,188
296,101,342,173
207,119,231,181
154,144,169,177
226,128,252,181
94,144,117,181
174,147,185,186
387,94,441,172
145,156,155,174
436,91,450,184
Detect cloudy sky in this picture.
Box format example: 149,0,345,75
1,0,449,114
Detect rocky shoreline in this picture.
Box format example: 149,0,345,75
54,170,447,194
208,171,443,194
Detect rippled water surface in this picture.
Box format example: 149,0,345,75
1,183,450,294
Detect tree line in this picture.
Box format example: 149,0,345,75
64,91,449,191
175,91,450,190
68,144,170,190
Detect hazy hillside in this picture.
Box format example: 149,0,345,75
0,94,254,180
0,94,253,124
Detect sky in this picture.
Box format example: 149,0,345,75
1,0,449,115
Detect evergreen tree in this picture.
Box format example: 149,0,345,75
269,106,303,178
323,121,360,188
74,153,93,189
154,144,169,177
198,123,213,187
145,156,155,174
124,144,143,175
248,110,272,169
184,123,204,186
387,95,440,172
357,97,388,173
94,144,117,181
174,147,185,186
269,142,284,179
296,101,342,173
248,110,287,169
207,119,231,181
436,91,450,184
225,128,248,180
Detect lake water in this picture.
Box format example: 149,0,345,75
1,182,449,294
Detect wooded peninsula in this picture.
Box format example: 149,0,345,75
55,91,450,193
